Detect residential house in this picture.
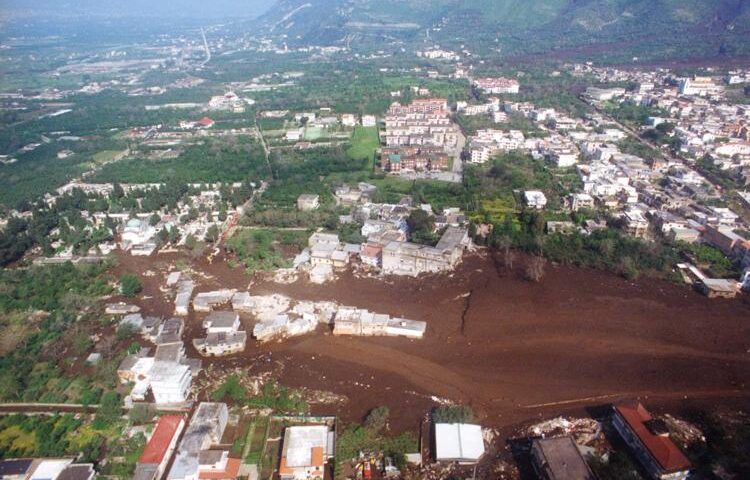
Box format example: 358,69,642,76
193,312,247,357
612,402,691,480
134,416,186,480
167,403,230,480
279,425,335,480
524,191,548,210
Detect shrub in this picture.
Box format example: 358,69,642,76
364,406,390,433
433,405,474,424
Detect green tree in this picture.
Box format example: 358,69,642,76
128,404,155,425
119,273,142,297
148,212,161,226
211,375,247,403
407,209,437,245
205,224,220,243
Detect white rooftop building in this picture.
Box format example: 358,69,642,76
524,191,548,209
434,423,485,464
279,425,335,480
149,362,192,404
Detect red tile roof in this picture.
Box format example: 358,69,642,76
197,117,215,127
139,415,185,465
614,402,691,474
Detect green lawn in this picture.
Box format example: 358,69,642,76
346,126,379,168
303,126,327,141
92,149,127,164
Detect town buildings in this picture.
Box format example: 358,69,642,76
473,77,520,94
382,98,460,174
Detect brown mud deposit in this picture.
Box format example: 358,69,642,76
115,250,750,433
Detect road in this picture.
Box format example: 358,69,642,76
253,121,273,179
0,402,191,415
0,403,98,414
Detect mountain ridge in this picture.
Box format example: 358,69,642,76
258,0,750,60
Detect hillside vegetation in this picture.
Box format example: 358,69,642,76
259,0,750,60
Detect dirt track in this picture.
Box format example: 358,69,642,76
117,250,750,432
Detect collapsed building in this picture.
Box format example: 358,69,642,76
382,226,469,276
241,294,427,342
193,289,236,312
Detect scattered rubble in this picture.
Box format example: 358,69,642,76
525,416,603,447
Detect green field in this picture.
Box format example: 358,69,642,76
346,126,379,168
303,126,326,141
92,149,126,164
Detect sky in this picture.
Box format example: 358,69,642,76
1,0,277,18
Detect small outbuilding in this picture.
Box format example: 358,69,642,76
434,423,485,464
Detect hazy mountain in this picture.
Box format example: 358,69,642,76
1,0,276,19
258,0,750,59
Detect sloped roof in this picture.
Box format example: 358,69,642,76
614,402,691,474
139,416,185,464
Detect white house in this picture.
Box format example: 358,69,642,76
202,311,240,334
362,115,377,127
524,191,548,209
279,425,335,480
149,362,192,404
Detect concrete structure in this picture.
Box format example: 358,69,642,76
695,278,740,299
279,425,335,480
297,194,320,211
381,227,468,277
121,218,156,252
434,424,485,464
156,318,184,345
203,311,240,333
174,280,195,316
56,464,95,480
524,191,548,210
531,436,596,480
333,307,426,339
167,403,229,480
0,459,33,479
193,290,236,312
473,77,519,94
612,402,691,480
194,311,247,357
26,459,74,480
150,362,192,404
